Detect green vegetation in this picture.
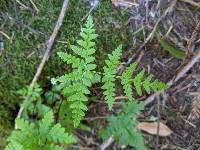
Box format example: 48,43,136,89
101,101,147,150
5,16,167,150
0,1,131,147
102,45,122,110
55,16,98,127
102,60,167,149
159,38,185,59
5,111,75,150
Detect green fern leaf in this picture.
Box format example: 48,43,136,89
57,52,82,69
5,141,25,150
143,75,153,94
133,69,145,96
47,124,76,144
101,101,147,150
121,62,138,101
102,45,122,110
5,111,76,150
56,16,98,127
39,111,54,138
121,62,167,98
15,118,35,132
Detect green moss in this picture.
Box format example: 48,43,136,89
0,0,132,147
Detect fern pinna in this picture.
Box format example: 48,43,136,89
121,62,167,99
102,45,122,110
56,16,98,127
5,111,76,150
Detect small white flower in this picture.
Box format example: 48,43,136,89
90,0,99,8
51,78,57,85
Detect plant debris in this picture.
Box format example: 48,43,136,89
138,122,173,137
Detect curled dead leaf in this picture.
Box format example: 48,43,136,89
111,0,138,7
137,122,173,137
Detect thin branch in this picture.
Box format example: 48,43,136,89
155,96,160,150
16,0,29,9
29,0,39,12
100,136,114,150
15,0,69,128
0,30,10,40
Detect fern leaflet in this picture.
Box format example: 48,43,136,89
121,62,168,100
121,62,138,101
102,45,122,110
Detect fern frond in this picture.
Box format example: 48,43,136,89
56,16,98,127
121,62,138,101
133,69,145,96
102,45,122,110
143,75,153,94
101,101,147,150
5,111,76,150
121,62,167,100
7,119,38,149
18,84,43,109
15,118,35,133
133,68,167,96
103,61,167,148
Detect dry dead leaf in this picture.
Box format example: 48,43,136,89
137,122,172,136
111,0,138,7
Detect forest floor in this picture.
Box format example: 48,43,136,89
0,0,200,149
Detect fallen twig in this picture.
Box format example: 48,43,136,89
15,0,69,129
0,30,10,40
29,0,39,12
100,136,114,150
16,0,29,10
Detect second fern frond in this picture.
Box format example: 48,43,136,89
102,45,122,110
5,111,76,150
